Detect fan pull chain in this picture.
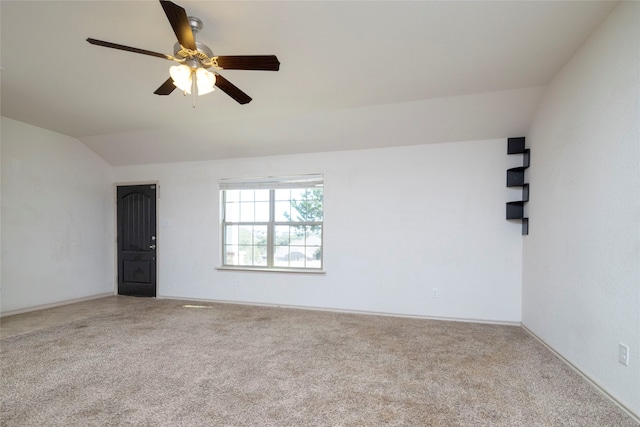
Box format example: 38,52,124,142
192,70,197,108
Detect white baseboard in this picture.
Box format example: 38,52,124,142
0,293,115,317
522,325,639,423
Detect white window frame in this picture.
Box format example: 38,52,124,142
218,174,324,273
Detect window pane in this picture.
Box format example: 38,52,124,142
274,201,291,222
225,225,239,245
255,201,270,222
291,188,306,201
238,245,253,266
306,225,322,242
240,190,255,202
289,225,306,241
224,245,239,265
238,225,253,245
289,245,306,267
275,225,290,245
308,225,323,268
291,188,323,222
253,226,267,245
255,189,270,202
275,189,290,201
225,202,240,223
253,245,267,266
306,254,322,269
240,202,255,222
225,190,240,202
274,246,289,267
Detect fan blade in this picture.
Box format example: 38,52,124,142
160,0,196,51
87,38,173,60
154,78,176,95
215,55,280,71
215,75,252,104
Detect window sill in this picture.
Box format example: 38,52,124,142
216,266,326,275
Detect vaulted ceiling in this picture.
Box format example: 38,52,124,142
1,1,617,165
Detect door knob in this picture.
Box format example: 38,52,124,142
149,244,156,249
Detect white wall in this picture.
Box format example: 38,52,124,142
115,139,523,323
1,117,115,313
523,2,640,416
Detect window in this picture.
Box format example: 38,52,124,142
220,175,323,271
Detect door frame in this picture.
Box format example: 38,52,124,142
113,181,160,296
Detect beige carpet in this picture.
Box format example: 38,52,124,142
1,298,637,426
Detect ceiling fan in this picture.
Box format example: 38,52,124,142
87,0,280,106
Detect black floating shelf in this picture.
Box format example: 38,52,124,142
506,137,529,235
506,184,530,220
523,149,530,168
506,201,525,219
507,137,526,154
507,167,527,187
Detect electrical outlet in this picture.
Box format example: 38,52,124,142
432,288,439,298
619,344,629,366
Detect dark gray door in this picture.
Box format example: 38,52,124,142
117,185,157,297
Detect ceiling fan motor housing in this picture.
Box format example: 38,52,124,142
173,41,216,70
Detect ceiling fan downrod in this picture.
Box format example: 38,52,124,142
191,74,197,108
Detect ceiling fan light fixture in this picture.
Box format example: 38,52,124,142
196,68,216,95
170,65,215,96
169,64,192,92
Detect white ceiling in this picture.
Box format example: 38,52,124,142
1,1,616,166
